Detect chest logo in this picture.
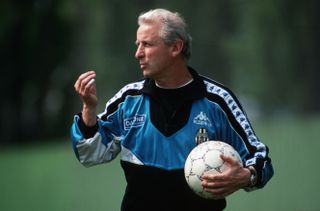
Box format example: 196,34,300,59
124,114,146,130
193,112,212,127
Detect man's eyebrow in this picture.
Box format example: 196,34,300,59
135,40,148,45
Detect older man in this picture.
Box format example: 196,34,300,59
71,8,274,211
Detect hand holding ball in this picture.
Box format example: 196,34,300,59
184,141,243,199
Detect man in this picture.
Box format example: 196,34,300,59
71,8,274,211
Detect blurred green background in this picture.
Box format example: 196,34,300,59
1,0,319,210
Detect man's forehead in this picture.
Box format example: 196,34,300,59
136,23,162,40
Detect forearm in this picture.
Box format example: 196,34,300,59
82,104,97,127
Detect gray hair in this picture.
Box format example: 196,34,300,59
138,8,192,61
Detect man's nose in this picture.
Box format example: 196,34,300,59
135,45,144,59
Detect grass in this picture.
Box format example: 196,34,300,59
227,116,320,211
0,143,126,211
1,116,320,211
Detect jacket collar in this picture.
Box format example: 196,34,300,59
140,67,206,101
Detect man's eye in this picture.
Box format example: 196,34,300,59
135,41,153,48
141,42,148,47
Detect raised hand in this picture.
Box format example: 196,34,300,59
74,70,98,126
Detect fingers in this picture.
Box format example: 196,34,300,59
201,177,228,199
201,175,233,199
201,160,245,199
74,70,96,95
74,70,95,89
202,173,225,188
220,154,237,165
88,78,95,86
204,186,235,199
202,178,225,189
202,175,223,182
74,70,98,107
200,155,247,199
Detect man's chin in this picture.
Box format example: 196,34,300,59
142,70,151,78
142,68,158,79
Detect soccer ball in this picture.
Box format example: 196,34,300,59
184,141,243,199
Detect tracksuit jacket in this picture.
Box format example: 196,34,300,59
70,67,274,211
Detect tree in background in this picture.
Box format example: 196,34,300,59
0,0,75,143
0,0,318,144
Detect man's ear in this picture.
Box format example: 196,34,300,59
171,39,184,57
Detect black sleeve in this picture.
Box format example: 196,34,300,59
77,112,99,139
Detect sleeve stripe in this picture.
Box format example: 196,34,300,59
203,80,267,162
98,81,145,120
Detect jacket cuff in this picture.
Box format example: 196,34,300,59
77,112,99,139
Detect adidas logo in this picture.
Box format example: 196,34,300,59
193,112,212,127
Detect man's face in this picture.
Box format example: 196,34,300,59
135,23,174,79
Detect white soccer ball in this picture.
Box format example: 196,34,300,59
184,141,243,199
